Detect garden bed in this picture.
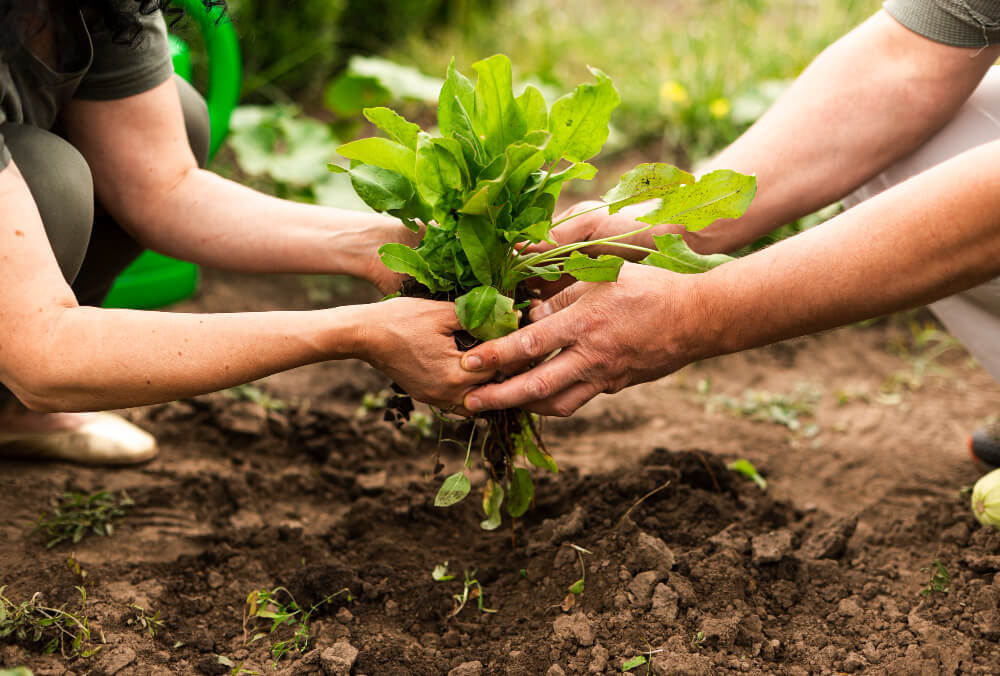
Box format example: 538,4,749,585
2,272,1000,675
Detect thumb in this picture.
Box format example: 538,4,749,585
529,281,591,322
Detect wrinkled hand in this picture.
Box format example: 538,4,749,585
359,219,423,296
359,297,495,408
460,263,705,416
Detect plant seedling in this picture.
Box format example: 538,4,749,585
126,603,165,638
225,383,287,412
727,459,767,491
31,490,133,549
691,630,706,650
920,560,951,596
243,586,350,668
432,562,455,582
216,655,260,675
0,586,98,658
448,569,496,617
333,53,755,529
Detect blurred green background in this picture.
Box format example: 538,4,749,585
201,0,879,224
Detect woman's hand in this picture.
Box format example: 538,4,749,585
356,297,494,408
354,218,423,295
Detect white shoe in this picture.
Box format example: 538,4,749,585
0,412,158,465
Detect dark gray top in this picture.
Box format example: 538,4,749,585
885,0,1000,47
0,7,173,169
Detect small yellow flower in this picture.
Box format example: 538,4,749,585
708,97,731,119
659,80,689,106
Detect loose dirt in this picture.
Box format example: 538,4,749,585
2,270,1000,675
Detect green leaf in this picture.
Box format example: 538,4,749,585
337,137,416,182
641,234,734,274
545,67,620,163
602,163,696,214
455,285,499,331
378,243,444,291
638,169,757,231
362,107,421,150
457,215,502,287
507,467,535,517
563,251,625,282
431,137,472,186
568,578,585,595
343,55,442,103
527,264,562,281
480,479,505,531
415,133,464,207
727,459,768,491
516,220,554,245
523,437,558,473
461,140,547,215
339,165,413,213
539,162,598,203
438,59,484,166
471,54,527,159
434,473,472,506
457,290,518,341
622,655,648,671
228,106,338,185
518,84,549,134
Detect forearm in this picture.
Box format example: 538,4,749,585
689,140,1000,360
123,168,405,276
12,305,366,412
690,10,1000,254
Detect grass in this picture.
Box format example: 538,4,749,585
30,490,133,549
391,0,880,160
700,379,821,433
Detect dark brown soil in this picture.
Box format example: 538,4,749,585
2,270,1000,676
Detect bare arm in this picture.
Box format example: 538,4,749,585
460,139,1000,415
0,163,481,412
548,10,1000,257
62,79,413,291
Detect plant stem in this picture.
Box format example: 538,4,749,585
510,212,662,272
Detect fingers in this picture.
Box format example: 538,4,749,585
523,380,604,417
464,348,590,413
529,281,591,322
461,313,572,375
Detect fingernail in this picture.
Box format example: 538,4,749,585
529,303,551,322
465,396,482,412
463,354,483,371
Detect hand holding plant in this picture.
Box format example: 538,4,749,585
331,53,755,529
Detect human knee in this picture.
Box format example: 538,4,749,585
175,75,211,168
1,124,94,282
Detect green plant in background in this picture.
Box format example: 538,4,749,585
727,458,767,491
920,560,951,596
0,586,98,658
30,490,134,549
126,603,165,639
333,54,755,530
391,0,879,160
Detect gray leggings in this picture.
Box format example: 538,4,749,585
0,75,210,406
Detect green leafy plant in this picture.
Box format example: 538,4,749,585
31,490,133,549
126,603,165,639
0,668,34,676
920,560,951,596
332,54,755,529
0,586,98,658
243,587,351,668
448,568,496,617
216,655,260,675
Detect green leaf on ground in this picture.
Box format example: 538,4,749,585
727,459,768,491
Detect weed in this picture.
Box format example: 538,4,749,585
705,383,821,432
216,655,260,675
883,321,963,393
0,586,98,658
126,603,165,638
920,560,951,596
691,630,706,650
448,569,496,617
243,586,350,668
225,383,287,412
432,562,455,582
31,490,133,549
727,459,767,491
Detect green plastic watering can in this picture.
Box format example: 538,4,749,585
102,0,241,310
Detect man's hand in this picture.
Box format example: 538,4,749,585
459,263,702,416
